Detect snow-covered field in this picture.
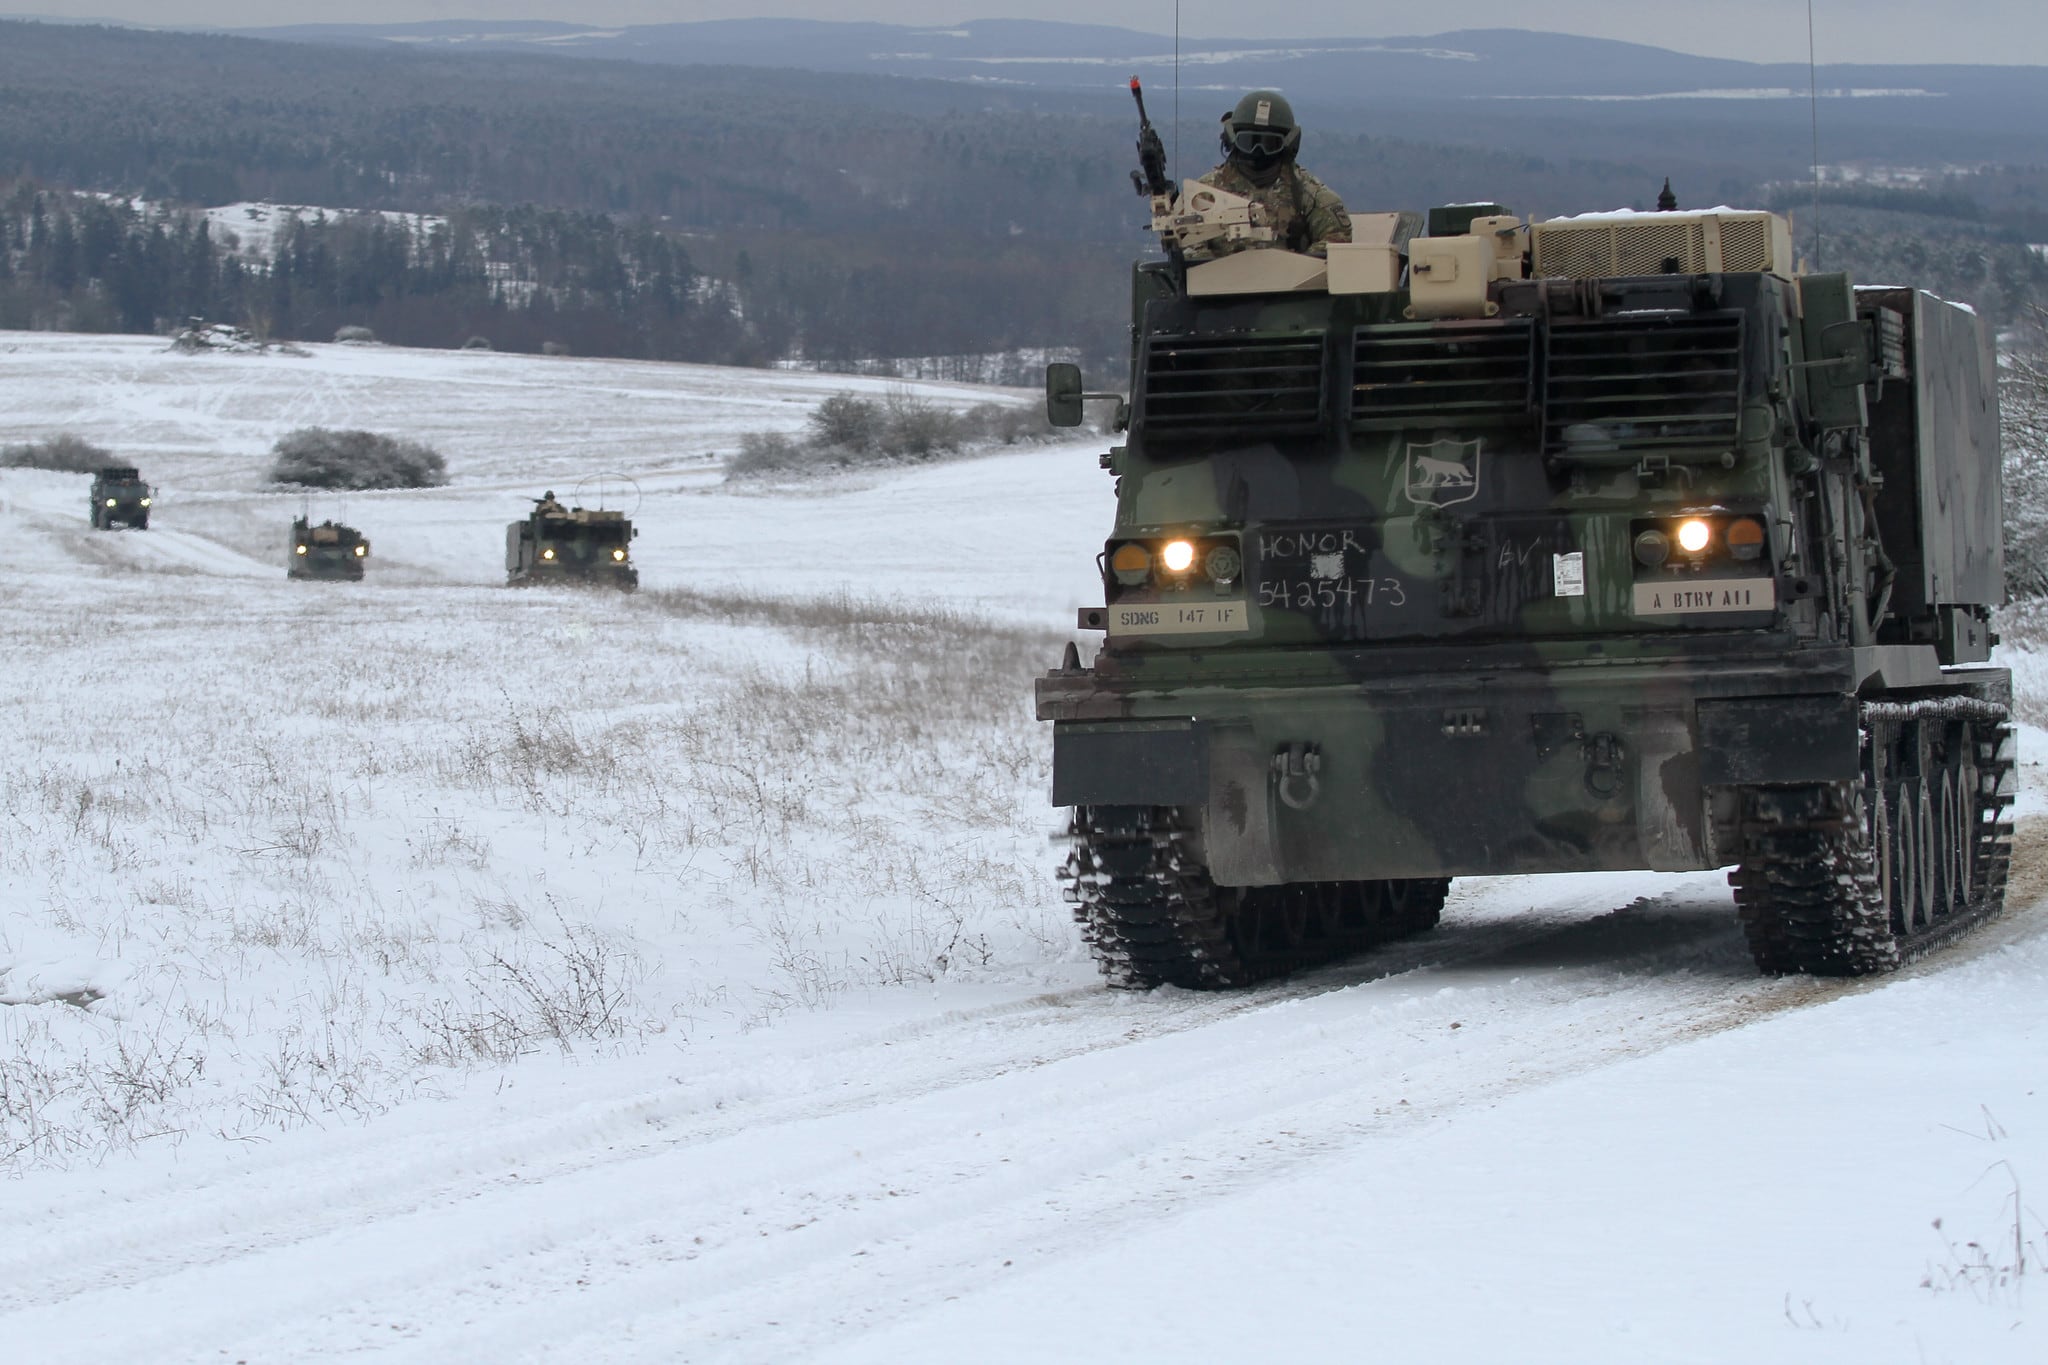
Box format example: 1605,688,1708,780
1,332,2044,1362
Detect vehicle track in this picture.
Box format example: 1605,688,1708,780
6,838,2039,1363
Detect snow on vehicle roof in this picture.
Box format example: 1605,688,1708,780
1540,206,1768,222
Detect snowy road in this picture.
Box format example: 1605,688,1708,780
0,878,1907,1360
3,335,2044,1362
4,858,2045,1363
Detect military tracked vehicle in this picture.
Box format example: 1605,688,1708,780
288,517,369,581
1039,100,2010,990
505,492,638,590
90,466,152,529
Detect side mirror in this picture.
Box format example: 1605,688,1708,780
1046,363,1085,428
1817,319,1880,388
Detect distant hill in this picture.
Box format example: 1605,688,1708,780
238,18,2048,170
1,18,2044,368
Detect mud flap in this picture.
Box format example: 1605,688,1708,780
1051,719,1207,808
1696,694,1860,785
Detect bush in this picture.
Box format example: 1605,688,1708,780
541,340,571,357
268,428,448,490
726,431,814,479
727,389,1064,480
881,391,961,458
333,325,376,344
1,433,113,472
461,336,493,351
807,393,884,452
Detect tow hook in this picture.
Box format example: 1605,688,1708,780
1585,731,1627,799
1274,743,1322,811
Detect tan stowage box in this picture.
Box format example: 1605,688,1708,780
1185,249,1328,297
1531,209,1794,279
1405,234,1496,319
1467,214,1529,280
1326,242,1401,294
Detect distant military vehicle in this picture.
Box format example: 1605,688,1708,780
505,491,638,590
1037,84,2011,990
288,516,369,581
89,466,151,529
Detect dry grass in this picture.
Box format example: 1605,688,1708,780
1,574,1076,1169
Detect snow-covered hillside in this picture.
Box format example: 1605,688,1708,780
1,333,2044,1362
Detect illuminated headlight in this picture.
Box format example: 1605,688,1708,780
1160,540,1196,574
611,548,627,562
1676,519,1713,555
139,498,152,507
353,544,368,558
541,547,556,561
295,544,308,555
105,498,117,507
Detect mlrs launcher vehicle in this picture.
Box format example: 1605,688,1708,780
288,517,369,581
505,492,638,590
1039,137,2010,989
90,466,152,529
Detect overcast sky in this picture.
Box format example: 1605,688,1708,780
8,2,2046,66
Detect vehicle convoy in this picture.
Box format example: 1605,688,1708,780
1036,83,2011,989
505,491,638,590
90,466,152,529
288,517,369,581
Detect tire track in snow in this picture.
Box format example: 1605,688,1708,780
5,833,2040,1363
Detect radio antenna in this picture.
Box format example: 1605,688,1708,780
1808,0,1823,268
1173,2,1181,180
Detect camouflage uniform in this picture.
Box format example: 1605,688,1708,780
1195,161,1352,258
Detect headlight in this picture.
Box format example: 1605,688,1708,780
1676,519,1712,555
139,498,152,507
1633,529,1670,568
1160,540,1196,574
1204,545,1242,585
1726,518,1766,561
105,498,117,507
295,544,308,555
611,548,626,562
541,547,556,560
1110,542,1151,586
353,544,367,557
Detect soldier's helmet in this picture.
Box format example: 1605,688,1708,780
1220,90,1301,173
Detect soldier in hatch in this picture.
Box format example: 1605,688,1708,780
1197,90,1352,258
535,490,566,515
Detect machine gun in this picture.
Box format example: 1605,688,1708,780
1128,77,1175,201
1127,76,1273,263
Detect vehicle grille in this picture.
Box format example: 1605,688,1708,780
1544,313,1745,459
1141,333,1326,433
1352,320,1535,427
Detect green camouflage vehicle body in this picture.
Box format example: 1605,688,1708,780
90,466,151,529
1040,201,2012,989
289,516,369,581
505,501,639,590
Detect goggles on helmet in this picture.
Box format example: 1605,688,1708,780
1230,128,1288,156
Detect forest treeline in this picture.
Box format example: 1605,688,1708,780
1,20,2045,372
0,189,727,360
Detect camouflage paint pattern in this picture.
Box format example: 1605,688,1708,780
89,466,150,529
505,504,639,590
1039,261,2002,890
1194,163,1352,258
288,516,369,581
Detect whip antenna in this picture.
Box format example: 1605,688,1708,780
1173,2,1181,180
1808,0,1823,268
